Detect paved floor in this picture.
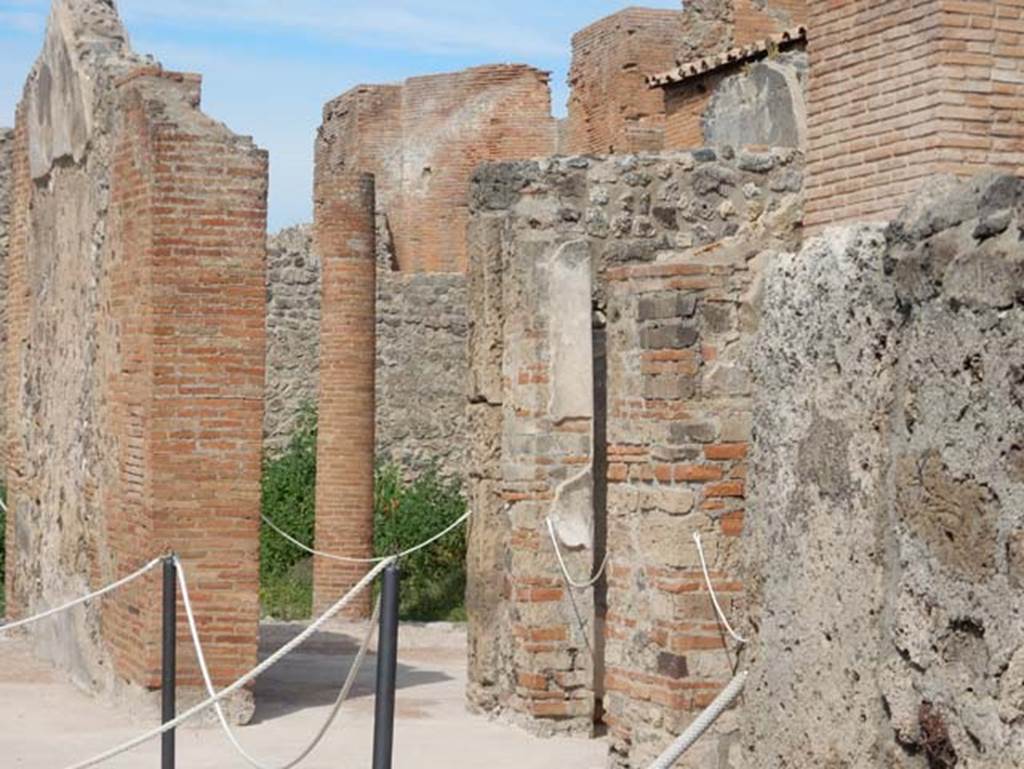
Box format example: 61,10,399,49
1,621,607,769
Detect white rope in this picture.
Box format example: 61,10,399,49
175,556,378,769
261,508,471,563
63,556,394,769
693,532,747,645
0,557,163,634
646,671,748,769
544,517,609,590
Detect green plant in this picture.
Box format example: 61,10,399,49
374,463,467,622
260,405,317,619
258,403,469,622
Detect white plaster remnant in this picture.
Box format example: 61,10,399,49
547,239,594,550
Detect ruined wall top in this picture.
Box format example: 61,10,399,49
318,64,556,273
566,7,682,155
677,0,807,62
24,0,145,178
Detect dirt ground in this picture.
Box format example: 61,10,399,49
1,620,607,768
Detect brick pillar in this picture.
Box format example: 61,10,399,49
805,0,1024,230
103,70,267,706
312,171,376,617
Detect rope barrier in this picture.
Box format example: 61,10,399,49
544,517,609,590
176,556,379,769
62,557,394,769
645,671,748,769
261,509,471,564
692,532,747,645
0,557,163,634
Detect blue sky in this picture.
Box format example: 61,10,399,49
0,0,679,230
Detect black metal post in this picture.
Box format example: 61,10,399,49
372,563,400,769
162,556,177,769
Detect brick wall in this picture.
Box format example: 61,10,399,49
104,70,267,695
466,149,803,764
805,0,1024,229
566,8,682,155
319,66,556,273
5,1,266,720
312,170,376,617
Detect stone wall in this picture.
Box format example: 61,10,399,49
5,1,266,716
0,128,11,472
746,174,1024,767
264,225,319,457
319,65,556,273
466,148,803,764
261,223,468,477
661,48,808,151
377,268,468,476
566,8,682,155
805,0,1024,230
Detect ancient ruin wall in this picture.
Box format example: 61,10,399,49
319,66,556,273
376,268,468,476
264,225,319,456
805,0,1024,230
6,2,266,712
0,128,11,472
566,8,682,155
261,224,468,476
746,174,1024,767
466,149,803,763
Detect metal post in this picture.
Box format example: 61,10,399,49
372,563,400,769
162,556,177,769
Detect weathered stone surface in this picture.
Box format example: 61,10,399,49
5,0,266,723
264,225,319,456
0,128,12,468
261,221,469,477
703,51,808,150
376,267,468,477
746,175,1024,768
466,149,803,763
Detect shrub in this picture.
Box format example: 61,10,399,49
374,463,467,622
258,404,468,622
260,405,317,619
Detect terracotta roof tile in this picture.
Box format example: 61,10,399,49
647,26,807,88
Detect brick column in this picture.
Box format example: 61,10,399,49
313,171,376,617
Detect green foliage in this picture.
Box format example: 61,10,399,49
259,405,317,619
374,463,467,622
258,403,468,622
